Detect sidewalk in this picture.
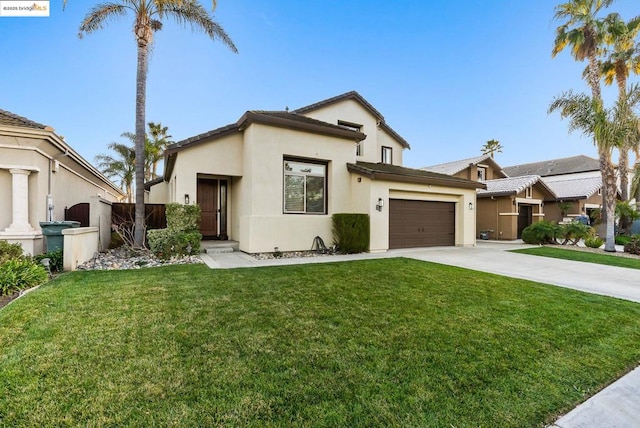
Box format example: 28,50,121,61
201,241,640,427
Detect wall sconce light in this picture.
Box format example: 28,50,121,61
468,202,474,211
184,194,190,205
376,198,384,212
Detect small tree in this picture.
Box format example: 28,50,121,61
481,139,503,158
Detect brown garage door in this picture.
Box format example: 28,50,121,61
389,199,455,249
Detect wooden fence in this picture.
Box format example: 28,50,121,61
64,203,90,227
112,203,167,230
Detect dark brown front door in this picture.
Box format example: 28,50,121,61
389,199,455,249
197,178,218,238
517,205,533,239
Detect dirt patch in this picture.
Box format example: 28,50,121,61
0,291,20,310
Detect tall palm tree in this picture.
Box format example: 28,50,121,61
549,86,640,251
600,13,640,200
480,139,503,158
553,0,614,237
95,140,136,202
146,121,172,180
76,0,237,247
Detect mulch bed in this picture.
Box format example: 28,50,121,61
0,291,20,310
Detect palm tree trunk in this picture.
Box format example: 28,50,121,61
134,41,148,248
602,152,617,252
617,74,629,201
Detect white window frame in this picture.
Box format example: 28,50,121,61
283,159,327,215
477,167,486,182
381,146,393,164
525,186,533,198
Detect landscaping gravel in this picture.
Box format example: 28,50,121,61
77,248,203,271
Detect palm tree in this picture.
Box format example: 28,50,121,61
553,0,614,237
76,0,237,247
95,140,136,202
146,122,172,180
600,13,640,200
480,139,503,158
549,86,640,251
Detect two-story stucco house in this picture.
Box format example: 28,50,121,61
147,91,485,253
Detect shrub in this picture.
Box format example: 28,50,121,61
615,235,632,246
34,249,63,273
0,258,48,297
624,236,640,255
147,229,201,260
332,213,370,254
165,203,201,233
584,236,604,249
521,221,561,245
0,240,24,264
558,222,593,245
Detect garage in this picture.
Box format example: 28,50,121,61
389,199,455,249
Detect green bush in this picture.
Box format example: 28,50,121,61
624,236,640,255
0,258,48,297
521,221,561,245
148,230,201,260
332,214,370,254
558,222,593,245
584,236,604,249
147,204,202,259
34,249,63,273
0,240,24,264
165,203,201,232
615,235,632,246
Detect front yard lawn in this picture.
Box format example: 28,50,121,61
511,246,640,270
1,259,639,427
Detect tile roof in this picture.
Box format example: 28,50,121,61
542,176,602,200
422,154,492,175
0,109,48,130
347,161,486,189
503,155,600,177
477,175,554,197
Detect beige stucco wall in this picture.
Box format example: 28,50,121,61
1,130,123,255
299,98,405,165
237,123,356,253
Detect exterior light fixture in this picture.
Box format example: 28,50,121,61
376,198,384,212
468,202,474,211
184,194,190,205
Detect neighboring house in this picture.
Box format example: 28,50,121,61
0,109,125,255
476,176,555,240
148,91,485,253
503,155,604,223
423,155,553,240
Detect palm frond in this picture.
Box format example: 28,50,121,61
161,0,238,53
78,2,130,37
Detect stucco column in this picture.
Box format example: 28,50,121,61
5,168,34,233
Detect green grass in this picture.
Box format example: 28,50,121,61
1,259,639,427
512,246,640,270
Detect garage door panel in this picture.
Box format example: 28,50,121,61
389,199,455,249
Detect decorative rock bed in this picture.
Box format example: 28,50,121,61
77,248,203,271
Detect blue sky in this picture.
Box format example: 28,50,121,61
1,0,638,171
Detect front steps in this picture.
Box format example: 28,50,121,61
201,240,239,254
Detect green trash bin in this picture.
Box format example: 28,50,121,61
39,221,81,253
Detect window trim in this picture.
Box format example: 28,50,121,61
356,141,363,157
477,167,486,182
283,157,328,215
381,146,393,164
525,186,533,198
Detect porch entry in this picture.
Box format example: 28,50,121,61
197,178,228,239
517,204,533,239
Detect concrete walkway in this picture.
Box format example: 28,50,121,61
201,242,640,427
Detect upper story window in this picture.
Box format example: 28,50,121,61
337,121,364,158
283,159,327,214
381,146,392,164
525,186,533,198
477,167,486,182
355,141,363,157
